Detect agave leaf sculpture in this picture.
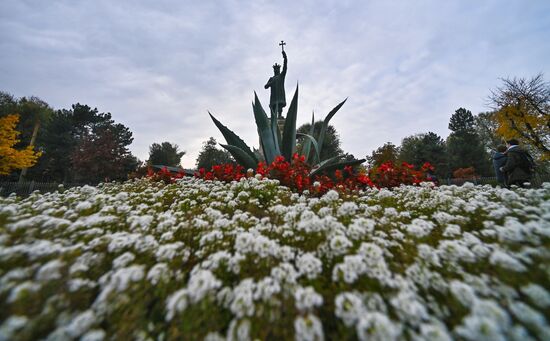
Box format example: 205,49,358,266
209,85,365,177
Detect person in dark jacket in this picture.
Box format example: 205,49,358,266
500,139,533,187
492,145,508,186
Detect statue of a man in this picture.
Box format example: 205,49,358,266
264,50,287,118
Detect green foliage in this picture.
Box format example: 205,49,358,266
209,86,364,174
252,93,280,164
281,85,299,162
195,137,234,170
447,108,492,176
475,111,503,151
72,124,138,183
448,107,475,133
36,104,137,183
399,132,448,177
148,142,185,168
366,142,400,168
0,91,17,117
209,112,258,164
297,121,344,162
489,74,550,159
316,98,347,161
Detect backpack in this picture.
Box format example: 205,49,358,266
519,151,536,174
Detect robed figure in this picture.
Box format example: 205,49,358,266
264,50,288,118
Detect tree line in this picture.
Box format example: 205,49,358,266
367,74,549,178
0,93,140,183
1,74,548,183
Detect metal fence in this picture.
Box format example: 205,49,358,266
2,175,549,198
440,174,550,188
0,182,87,197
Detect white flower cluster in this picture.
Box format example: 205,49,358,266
0,178,549,340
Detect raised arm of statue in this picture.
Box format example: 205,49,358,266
282,51,288,76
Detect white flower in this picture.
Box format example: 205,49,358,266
35,259,65,281
296,253,323,280
112,252,135,269
356,312,400,341
449,280,477,306
146,263,171,285
321,190,339,202
332,255,366,284
521,284,550,309
8,281,41,303
65,310,96,338
419,323,452,341
442,224,461,237
271,262,299,284
68,278,97,292
227,318,251,341
489,249,526,272
347,218,376,240
230,279,255,318
390,291,428,326
329,235,352,255
509,301,548,336
165,289,188,321
108,265,145,292
75,201,93,212
80,329,106,341
294,314,324,341
186,269,222,304
0,316,28,340
337,202,358,216
454,315,505,341
472,299,510,330
334,292,365,327
438,240,476,263
155,242,185,261
204,331,225,341
405,218,435,238
294,286,323,312
254,277,281,302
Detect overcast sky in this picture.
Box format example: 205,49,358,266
1,0,549,167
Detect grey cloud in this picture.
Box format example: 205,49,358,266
1,0,549,166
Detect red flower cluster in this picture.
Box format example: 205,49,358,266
368,161,433,188
146,167,185,183
154,156,435,194
312,166,374,194
452,167,477,180
259,154,312,192
195,164,246,182
195,154,377,195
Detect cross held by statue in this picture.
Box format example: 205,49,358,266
279,40,286,51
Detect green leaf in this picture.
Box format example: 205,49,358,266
253,93,280,163
270,106,281,157
208,112,258,164
317,98,347,158
281,85,299,161
310,158,365,177
301,111,315,163
219,144,258,170
297,132,320,163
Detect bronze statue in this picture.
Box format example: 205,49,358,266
264,41,287,118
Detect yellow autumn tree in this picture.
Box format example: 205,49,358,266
0,114,42,175
490,74,550,160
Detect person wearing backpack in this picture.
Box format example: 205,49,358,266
492,145,508,186
500,139,534,188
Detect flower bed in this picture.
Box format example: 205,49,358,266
194,155,433,195
0,178,549,340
